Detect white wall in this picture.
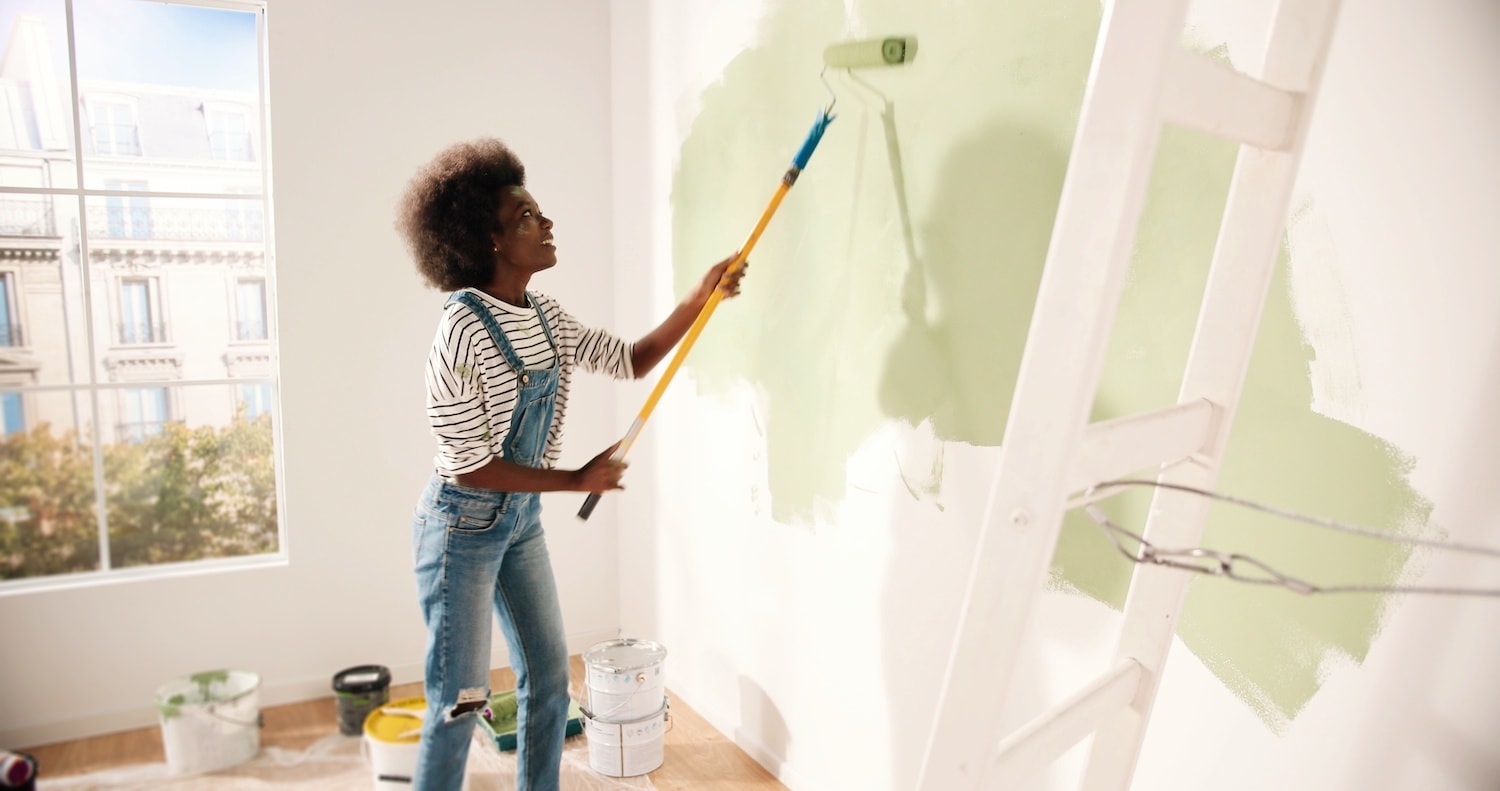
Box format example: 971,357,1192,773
618,1,1500,791
0,0,623,747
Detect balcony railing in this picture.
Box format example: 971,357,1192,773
0,323,22,347
0,199,57,237
119,321,170,345
86,204,264,243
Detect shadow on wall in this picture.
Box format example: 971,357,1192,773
875,117,1064,446
735,675,791,777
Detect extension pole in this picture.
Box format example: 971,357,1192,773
578,108,836,519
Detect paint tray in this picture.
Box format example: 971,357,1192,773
484,689,583,752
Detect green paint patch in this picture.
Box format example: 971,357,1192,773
671,0,1430,725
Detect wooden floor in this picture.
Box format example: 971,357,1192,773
23,656,787,790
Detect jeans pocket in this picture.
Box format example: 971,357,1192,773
453,501,502,531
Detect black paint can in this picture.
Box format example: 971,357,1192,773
333,665,391,736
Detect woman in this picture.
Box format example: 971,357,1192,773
395,137,744,790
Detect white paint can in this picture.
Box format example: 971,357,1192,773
581,697,670,778
154,670,261,775
581,638,667,722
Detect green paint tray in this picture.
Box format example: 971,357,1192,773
484,689,583,752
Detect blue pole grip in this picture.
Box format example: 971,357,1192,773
790,108,835,172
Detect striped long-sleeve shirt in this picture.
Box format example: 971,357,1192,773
425,287,633,478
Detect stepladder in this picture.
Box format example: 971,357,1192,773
915,0,1344,789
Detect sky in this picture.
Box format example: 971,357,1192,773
0,0,258,94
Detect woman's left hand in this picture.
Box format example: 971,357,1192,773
695,253,748,304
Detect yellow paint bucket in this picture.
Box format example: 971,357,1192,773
362,696,425,788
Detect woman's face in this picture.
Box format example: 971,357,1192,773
492,185,556,273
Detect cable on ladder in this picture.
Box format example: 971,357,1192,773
1079,479,1500,598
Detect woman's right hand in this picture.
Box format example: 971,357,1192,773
575,442,627,493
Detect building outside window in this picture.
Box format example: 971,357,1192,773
118,276,165,344
89,97,140,156
235,277,265,340
207,105,253,162
239,382,270,419
0,271,17,346
120,385,169,442
224,193,262,241
0,0,279,586
1,392,22,435
103,179,151,238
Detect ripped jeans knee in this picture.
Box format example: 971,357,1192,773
446,686,490,721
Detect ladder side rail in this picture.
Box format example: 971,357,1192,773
1080,2,1345,789
914,1,1194,788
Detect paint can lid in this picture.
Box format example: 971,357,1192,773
363,696,425,744
583,638,667,673
333,664,391,694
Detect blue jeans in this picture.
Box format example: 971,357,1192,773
411,476,570,791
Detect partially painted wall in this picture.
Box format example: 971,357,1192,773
669,0,1425,729
621,0,1500,789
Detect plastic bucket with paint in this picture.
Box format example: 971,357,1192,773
582,638,667,722
334,665,391,736
362,696,425,789
154,670,261,775
581,697,671,778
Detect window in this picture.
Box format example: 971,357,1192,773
239,383,271,419
120,386,170,442
104,180,152,238
0,1,279,586
0,272,18,347
1,392,22,435
90,98,141,156
207,106,254,162
235,278,266,340
224,195,263,241
119,277,166,344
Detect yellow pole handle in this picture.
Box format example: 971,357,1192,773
577,179,792,520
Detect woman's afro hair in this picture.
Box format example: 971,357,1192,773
395,138,526,291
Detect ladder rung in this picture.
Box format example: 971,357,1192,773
1161,49,1301,150
1068,399,1216,493
993,658,1144,783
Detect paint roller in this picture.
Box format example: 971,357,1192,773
577,36,919,520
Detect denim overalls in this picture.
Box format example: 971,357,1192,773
411,291,569,791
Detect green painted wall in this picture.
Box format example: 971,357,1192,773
669,0,1429,726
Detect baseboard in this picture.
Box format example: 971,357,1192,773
5,627,621,750
730,726,819,791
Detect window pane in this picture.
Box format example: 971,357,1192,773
105,382,278,568
0,0,79,189
85,195,268,382
75,0,260,192
0,389,99,580
0,193,89,384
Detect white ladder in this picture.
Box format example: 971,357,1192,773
915,1,1343,789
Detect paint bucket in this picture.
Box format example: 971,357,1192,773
581,638,667,722
362,696,424,789
581,698,671,778
334,665,391,736
154,670,261,775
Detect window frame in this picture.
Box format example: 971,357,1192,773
0,0,282,593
